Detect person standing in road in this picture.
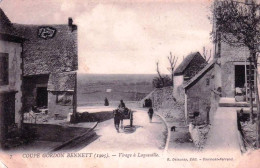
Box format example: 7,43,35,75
148,107,154,123
104,97,109,106
113,110,121,133
118,100,126,108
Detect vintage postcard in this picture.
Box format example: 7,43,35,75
0,0,260,167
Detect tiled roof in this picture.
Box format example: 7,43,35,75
183,60,216,89
0,8,22,38
0,8,13,34
174,52,203,75
47,72,76,91
13,23,78,76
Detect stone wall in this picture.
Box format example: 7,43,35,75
174,75,183,88
220,41,250,97
150,86,184,110
22,75,49,112
48,91,74,118
142,86,185,122
14,24,78,76
23,74,76,118
186,68,214,125
0,40,22,124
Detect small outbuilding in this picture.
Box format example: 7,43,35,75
174,52,207,88
183,60,216,125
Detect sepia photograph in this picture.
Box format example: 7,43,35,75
0,0,260,167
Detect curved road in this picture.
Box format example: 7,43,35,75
79,108,167,152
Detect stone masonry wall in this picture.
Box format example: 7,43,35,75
141,86,185,122
48,92,74,118
220,41,250,97
186,68,214,125
22,75,49,112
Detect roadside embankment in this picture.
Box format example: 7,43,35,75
141,86,195,151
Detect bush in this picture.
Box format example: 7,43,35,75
152,75,172,88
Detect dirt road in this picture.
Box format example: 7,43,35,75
79,107,167,152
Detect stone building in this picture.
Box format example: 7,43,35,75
0,8,78,148
183,1,254,125
183,61,216,124
174,52,207,88
0,8,24,148
182,42,251,125
215,42,252,99
14,21,78,118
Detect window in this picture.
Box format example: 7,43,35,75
206,78,210,86
0,53,9,85
56,92,73,106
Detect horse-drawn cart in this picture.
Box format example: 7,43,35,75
113,107,133,131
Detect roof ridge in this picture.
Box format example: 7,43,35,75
183,59,216,89
0,8,11,24
0,8,22,36
174,51,203,75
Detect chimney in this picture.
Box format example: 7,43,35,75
68,17,73,27
68,17,77,32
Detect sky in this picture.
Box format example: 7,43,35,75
0,0,213,74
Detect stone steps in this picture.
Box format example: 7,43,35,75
219,97,256,107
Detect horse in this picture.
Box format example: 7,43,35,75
113,107,133,132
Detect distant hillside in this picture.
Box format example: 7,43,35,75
77,73,156,105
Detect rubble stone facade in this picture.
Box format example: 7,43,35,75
0,8,78,147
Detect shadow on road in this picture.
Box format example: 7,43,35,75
123,125,136,134
78,111,114,123
122,125,144,134
151,121,163,124
57,132,100,152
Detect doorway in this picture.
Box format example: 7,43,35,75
235,64,255,102
235,65,245,88
36,87,48,107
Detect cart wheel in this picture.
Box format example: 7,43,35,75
130,111,133,127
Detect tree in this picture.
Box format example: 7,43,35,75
152,75,172,88
156,61,165,87
167,52,178,88
213,0,260,148
152,76,162,88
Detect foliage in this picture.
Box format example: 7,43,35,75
152,75,172,88
213,0,260,147
213,0,260,53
